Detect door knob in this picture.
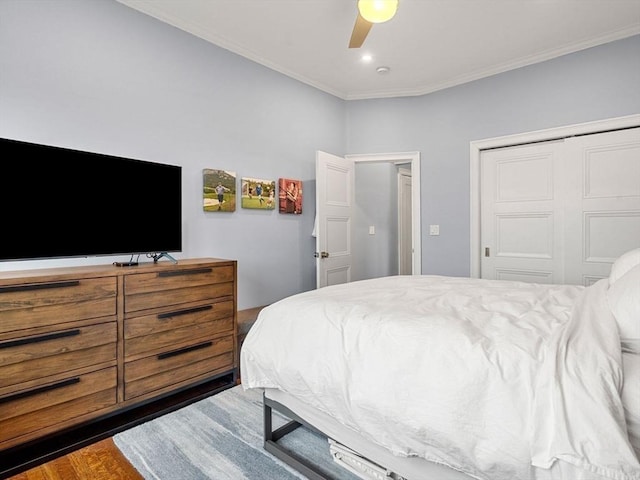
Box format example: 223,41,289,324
314,251,330,258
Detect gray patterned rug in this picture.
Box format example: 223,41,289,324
114,385,361,480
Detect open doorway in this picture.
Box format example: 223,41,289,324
347,152,421,281
315,151,421,288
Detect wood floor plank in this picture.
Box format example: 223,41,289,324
8,438,143,480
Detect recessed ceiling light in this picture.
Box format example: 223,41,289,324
362,54,373,62
376,66,390,74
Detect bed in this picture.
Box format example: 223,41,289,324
240,248,640,480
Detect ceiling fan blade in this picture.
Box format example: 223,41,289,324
349,13,373,48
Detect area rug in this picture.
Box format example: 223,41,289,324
113,385,361,480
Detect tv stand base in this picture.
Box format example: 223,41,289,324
151,252,178,264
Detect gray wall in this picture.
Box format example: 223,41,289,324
346,35,640,276
1,0,639,307
0,0,345,309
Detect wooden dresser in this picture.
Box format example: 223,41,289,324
0,258,237,452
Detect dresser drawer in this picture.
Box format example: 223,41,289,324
124,335,234,400
0,277,117,334
0,367,117,447
0,322,117,390
124,265,234,314
125,265,234,295
125,300,234,340
125,315,233,360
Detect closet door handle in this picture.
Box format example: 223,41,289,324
157,305,212,320
0,377,80,405
158,268,212,278
157,341,212,360
0,280,80,294
0,329,80,349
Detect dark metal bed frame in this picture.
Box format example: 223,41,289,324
263,393,338,480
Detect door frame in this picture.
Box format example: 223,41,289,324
469,114,640,278
346,151,422,275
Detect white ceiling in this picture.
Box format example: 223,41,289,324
116,0,640,100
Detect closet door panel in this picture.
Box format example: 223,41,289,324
563,127,640,285
480,141,564,283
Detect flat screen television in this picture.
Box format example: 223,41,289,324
0,137,182,263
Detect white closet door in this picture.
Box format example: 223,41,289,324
480,140,565,283
563,127,640,285
480,127,640,286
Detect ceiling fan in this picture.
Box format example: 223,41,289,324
349,0,399,48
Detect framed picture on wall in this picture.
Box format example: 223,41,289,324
203,169,236,212
279,178,302,214
241,177,276,210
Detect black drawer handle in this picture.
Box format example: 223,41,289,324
0,377,80,405
158,268,212,278
157,305,212,320
0,329,80,350
157,341,213,360
0,280,80,294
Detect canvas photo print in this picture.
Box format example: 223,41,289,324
279,178,302,214
203,169,236,212
241,177,276,210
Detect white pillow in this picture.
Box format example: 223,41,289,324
607,263,640,341
622,352,640,456
610,248,640,285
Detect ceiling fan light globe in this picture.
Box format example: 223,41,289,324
357,0,398,23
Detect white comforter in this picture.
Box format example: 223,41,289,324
240,276,640,480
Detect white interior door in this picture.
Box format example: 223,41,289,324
398,168,412,275
480,127,640,285
480,140,566,283
316,150,355,288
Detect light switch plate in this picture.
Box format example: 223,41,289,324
429,224,440,236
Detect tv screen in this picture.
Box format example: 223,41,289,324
1,137,182,262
